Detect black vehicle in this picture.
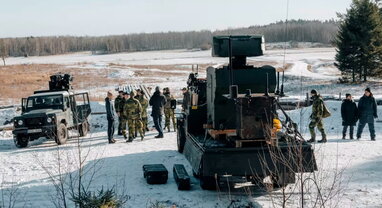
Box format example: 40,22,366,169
177,36,317,190
13,74,91,148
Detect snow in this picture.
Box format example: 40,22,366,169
1,47,382,207
1,100,382,207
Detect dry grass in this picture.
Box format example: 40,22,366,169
0,64,125,104
0,63,198,105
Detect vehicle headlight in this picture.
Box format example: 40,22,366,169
17,120,23,126
47,117,52,123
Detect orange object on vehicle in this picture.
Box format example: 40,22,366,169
273,118,282,131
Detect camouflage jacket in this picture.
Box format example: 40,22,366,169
122,98,142,119
311,95,324,120
137,95,148,118
164,93,172,109
114,95,124,113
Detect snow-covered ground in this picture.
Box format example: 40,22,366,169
1,47,382,207
1,101,382,207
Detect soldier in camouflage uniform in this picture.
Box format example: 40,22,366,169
121,92,129,139
307,89,327,143
163,88,176,132
137,90,149,134
123,90,144,142
114,90,124,135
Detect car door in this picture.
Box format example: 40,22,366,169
21,98,27,114
73,93,91,124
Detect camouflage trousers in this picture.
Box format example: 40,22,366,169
309,118,326,139
134,117,148,135
164,108,176,131
141,117,148,133
121,117,128,136
128,118,143,138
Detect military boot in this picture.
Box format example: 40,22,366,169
307,137,315,143
127,137,133,142
318,136,327,143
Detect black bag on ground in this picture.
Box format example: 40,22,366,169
143,164,168,184
173,164,190,190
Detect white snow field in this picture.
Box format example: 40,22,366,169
1,47,382,207
0,101,382,207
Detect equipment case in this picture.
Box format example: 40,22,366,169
173,164,191,190
143,164,168,184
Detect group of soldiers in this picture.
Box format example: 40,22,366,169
114,89,148,142
110,87,177,143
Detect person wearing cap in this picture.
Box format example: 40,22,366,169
120,92,129,139
164,87,176,132
356,88,378,141
149,86,167,138
181,87,190,111
307,89,327,143
137,90,149,134
341,93,358,140
123,90,144,142
115,90,125,135
105,91,116,144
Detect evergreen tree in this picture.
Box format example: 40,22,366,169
335,0,382,82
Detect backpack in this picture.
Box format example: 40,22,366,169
170,99,177,109
322,102,331,118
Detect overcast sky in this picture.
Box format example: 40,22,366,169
0,0,352,38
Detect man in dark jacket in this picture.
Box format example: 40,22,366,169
105,91,116,143
149,86,167,138
341,93,358,140
356,88,378,141
114,90,124,135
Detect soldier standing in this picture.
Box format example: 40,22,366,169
124,90,144,142
137,90,149,133
181,87,190,111
307,89,327,143
164,88,176,132
114,90,124,135
121,92,129,139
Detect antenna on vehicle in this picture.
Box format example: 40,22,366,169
276,71,280,95
264,73,269,96
228,36,234,86
280,0,290,97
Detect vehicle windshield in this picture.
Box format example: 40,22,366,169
26,95,64,111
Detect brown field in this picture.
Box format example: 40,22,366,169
0,60,278,105
0,63,201,105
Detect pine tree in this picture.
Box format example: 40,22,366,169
335,0,382,82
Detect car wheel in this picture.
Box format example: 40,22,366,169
14,135,29,148
200,175,218,190
79,120,89,137
56,123,68,145
177,122,186,153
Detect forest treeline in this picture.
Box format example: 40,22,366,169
0,19,338,57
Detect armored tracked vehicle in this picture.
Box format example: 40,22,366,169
177,36,317,190
13,74,91,148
